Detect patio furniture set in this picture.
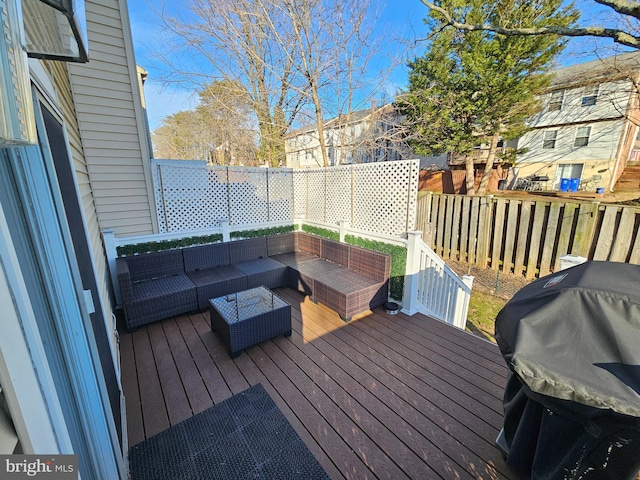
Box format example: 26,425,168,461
116,232,390,356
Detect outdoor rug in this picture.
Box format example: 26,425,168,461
129,383,329,480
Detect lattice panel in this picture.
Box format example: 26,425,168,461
155,162,225,232
228,167,269,226
293,170,308,218
352,160,419,236
326,166,353,225
267,169,294,222
306,169,326,223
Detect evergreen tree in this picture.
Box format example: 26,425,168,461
402,0,578,195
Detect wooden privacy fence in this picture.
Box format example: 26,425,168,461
417,193,640,279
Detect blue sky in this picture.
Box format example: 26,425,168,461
126,0,627,131
127,0,431,130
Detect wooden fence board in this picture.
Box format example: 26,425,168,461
451,196,462,259
593,206,619,261
526,202,547,280
539,203,560,277
477,198,491,268
554,204,577,272
460,197,470,263
436,195,445,257
610,207,636,262
503,200,519,273
571,203,599,257
491,199,506,270
630,228,640,265
468,197,480,265
444,196,453,259
514,201,532,277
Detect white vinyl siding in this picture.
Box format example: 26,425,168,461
68,0,156,237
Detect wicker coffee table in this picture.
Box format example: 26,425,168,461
208,286,292,358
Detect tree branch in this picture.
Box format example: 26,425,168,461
419,0,640,49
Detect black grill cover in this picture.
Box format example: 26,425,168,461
495,261,640,479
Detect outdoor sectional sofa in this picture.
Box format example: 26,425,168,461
117,232,390,331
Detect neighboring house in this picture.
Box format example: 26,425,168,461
1,0,156,478
515,52,640,191
285,103,410,168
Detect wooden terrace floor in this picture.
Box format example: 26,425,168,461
120,288,521,479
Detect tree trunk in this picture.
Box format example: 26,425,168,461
477,134,500,195
465,154,476,195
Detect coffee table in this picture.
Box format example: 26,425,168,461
209,286,292,358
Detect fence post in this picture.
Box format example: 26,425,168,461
402,230,423,316
220,219,231,242
101,229,121,307
338,220,349,243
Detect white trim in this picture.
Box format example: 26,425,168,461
0,203,72,455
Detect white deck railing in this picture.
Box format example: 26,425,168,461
402,231,474,329
103,225,473,329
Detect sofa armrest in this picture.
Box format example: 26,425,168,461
116,257,133,303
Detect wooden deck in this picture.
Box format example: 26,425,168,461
120,288,519,479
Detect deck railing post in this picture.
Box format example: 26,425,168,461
220,219,231,242
338,220,349,243
101,229,121,307
453,274,474,329
402,230,423,316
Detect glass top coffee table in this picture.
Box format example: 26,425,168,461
208,286,292,358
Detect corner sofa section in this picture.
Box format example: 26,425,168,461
117,232,390,330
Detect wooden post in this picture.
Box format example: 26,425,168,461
338,220,348,243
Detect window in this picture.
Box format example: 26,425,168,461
574,126,591,147
581,85,598,106
548,90,564,111
543,130,558,149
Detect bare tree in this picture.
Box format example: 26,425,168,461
152,80,258,164
159,0,388,167
419,0,640,49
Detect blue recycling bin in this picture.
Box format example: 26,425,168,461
569,178,580,192
560,178,570,192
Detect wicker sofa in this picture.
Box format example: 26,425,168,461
117,232,390,330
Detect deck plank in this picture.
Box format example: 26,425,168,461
121,287,518,479
130,328,169,440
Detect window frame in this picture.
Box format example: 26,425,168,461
548,90,565,111
543,130,558,149
581,85,599,107
574,126,591,147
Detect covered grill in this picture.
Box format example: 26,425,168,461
494,261,640,479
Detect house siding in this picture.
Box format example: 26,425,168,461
68,0,156,237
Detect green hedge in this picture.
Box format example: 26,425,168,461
300,224,339,241
117,234,223,256
345,235,406,300
230,225,296,239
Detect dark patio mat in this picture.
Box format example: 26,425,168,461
129,384,329,480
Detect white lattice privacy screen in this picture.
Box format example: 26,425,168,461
152,159,419,236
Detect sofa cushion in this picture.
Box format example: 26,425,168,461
229,237,268,263
270,251,319,267
234,257,287,289
267,233,295,256
321,239,349,267
186,265,248,310
183,243,231,271
131,273,195,300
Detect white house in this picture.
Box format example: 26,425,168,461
284,104,410,168
515,52,640,192
1,0,156,477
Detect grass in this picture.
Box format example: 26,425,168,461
465,290,507,343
